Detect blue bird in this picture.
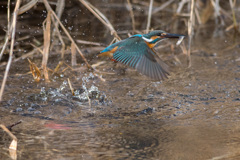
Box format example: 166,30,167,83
99,30,185,80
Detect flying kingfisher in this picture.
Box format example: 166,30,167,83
98,30,185,80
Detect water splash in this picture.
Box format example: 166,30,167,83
40,87,48,101
74,73,100,102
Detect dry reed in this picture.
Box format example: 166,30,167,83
52,61,64,74
52,0,66,59
28,58,41,82
0,124,18,159
42,11,51,82
146,0,154,33
51,15,66,59
67,78,75,95
187,0,195,68
0,0,21,101
71,42,77,66
152,0,174,14
229,0,238,31
18,0,38,15
127,0,136,34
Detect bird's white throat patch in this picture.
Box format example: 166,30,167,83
142,36,154,42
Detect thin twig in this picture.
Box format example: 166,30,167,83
51,14,65,59
229,0,238,31
187,0,194,68
71,42,77,66
52,61,63,75
0,34,10,61
210,0,225,26
146,0,154,33
76,39,102,46
51,0,65,59
54,0,65,30
67,78,75,95
127,0,136,34
7,0,10,31
7,120,22,131
152,0,174,14
195,7,202,24
179,41,188,55
14,47,40,61
0,0,11,61
0,0,21,101
176,0,189,14
92,72,106,82
87,95,91,107
18,0,38,15
31,43,44,54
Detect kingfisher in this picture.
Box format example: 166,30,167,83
98,30,185,80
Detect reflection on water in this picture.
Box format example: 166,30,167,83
1,0,240,159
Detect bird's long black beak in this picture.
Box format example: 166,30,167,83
163,33,185,45
164,33,185,38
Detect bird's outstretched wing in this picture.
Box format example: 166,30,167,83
112,36,169,80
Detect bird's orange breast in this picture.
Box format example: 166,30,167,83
98,46,118,57
146,42,155,48
145,36,159,48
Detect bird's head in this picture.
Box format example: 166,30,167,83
142,30,185,45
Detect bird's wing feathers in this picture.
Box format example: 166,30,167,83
113,36,169,80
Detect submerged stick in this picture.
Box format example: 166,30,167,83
7,120,22,131
0,0,21,101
